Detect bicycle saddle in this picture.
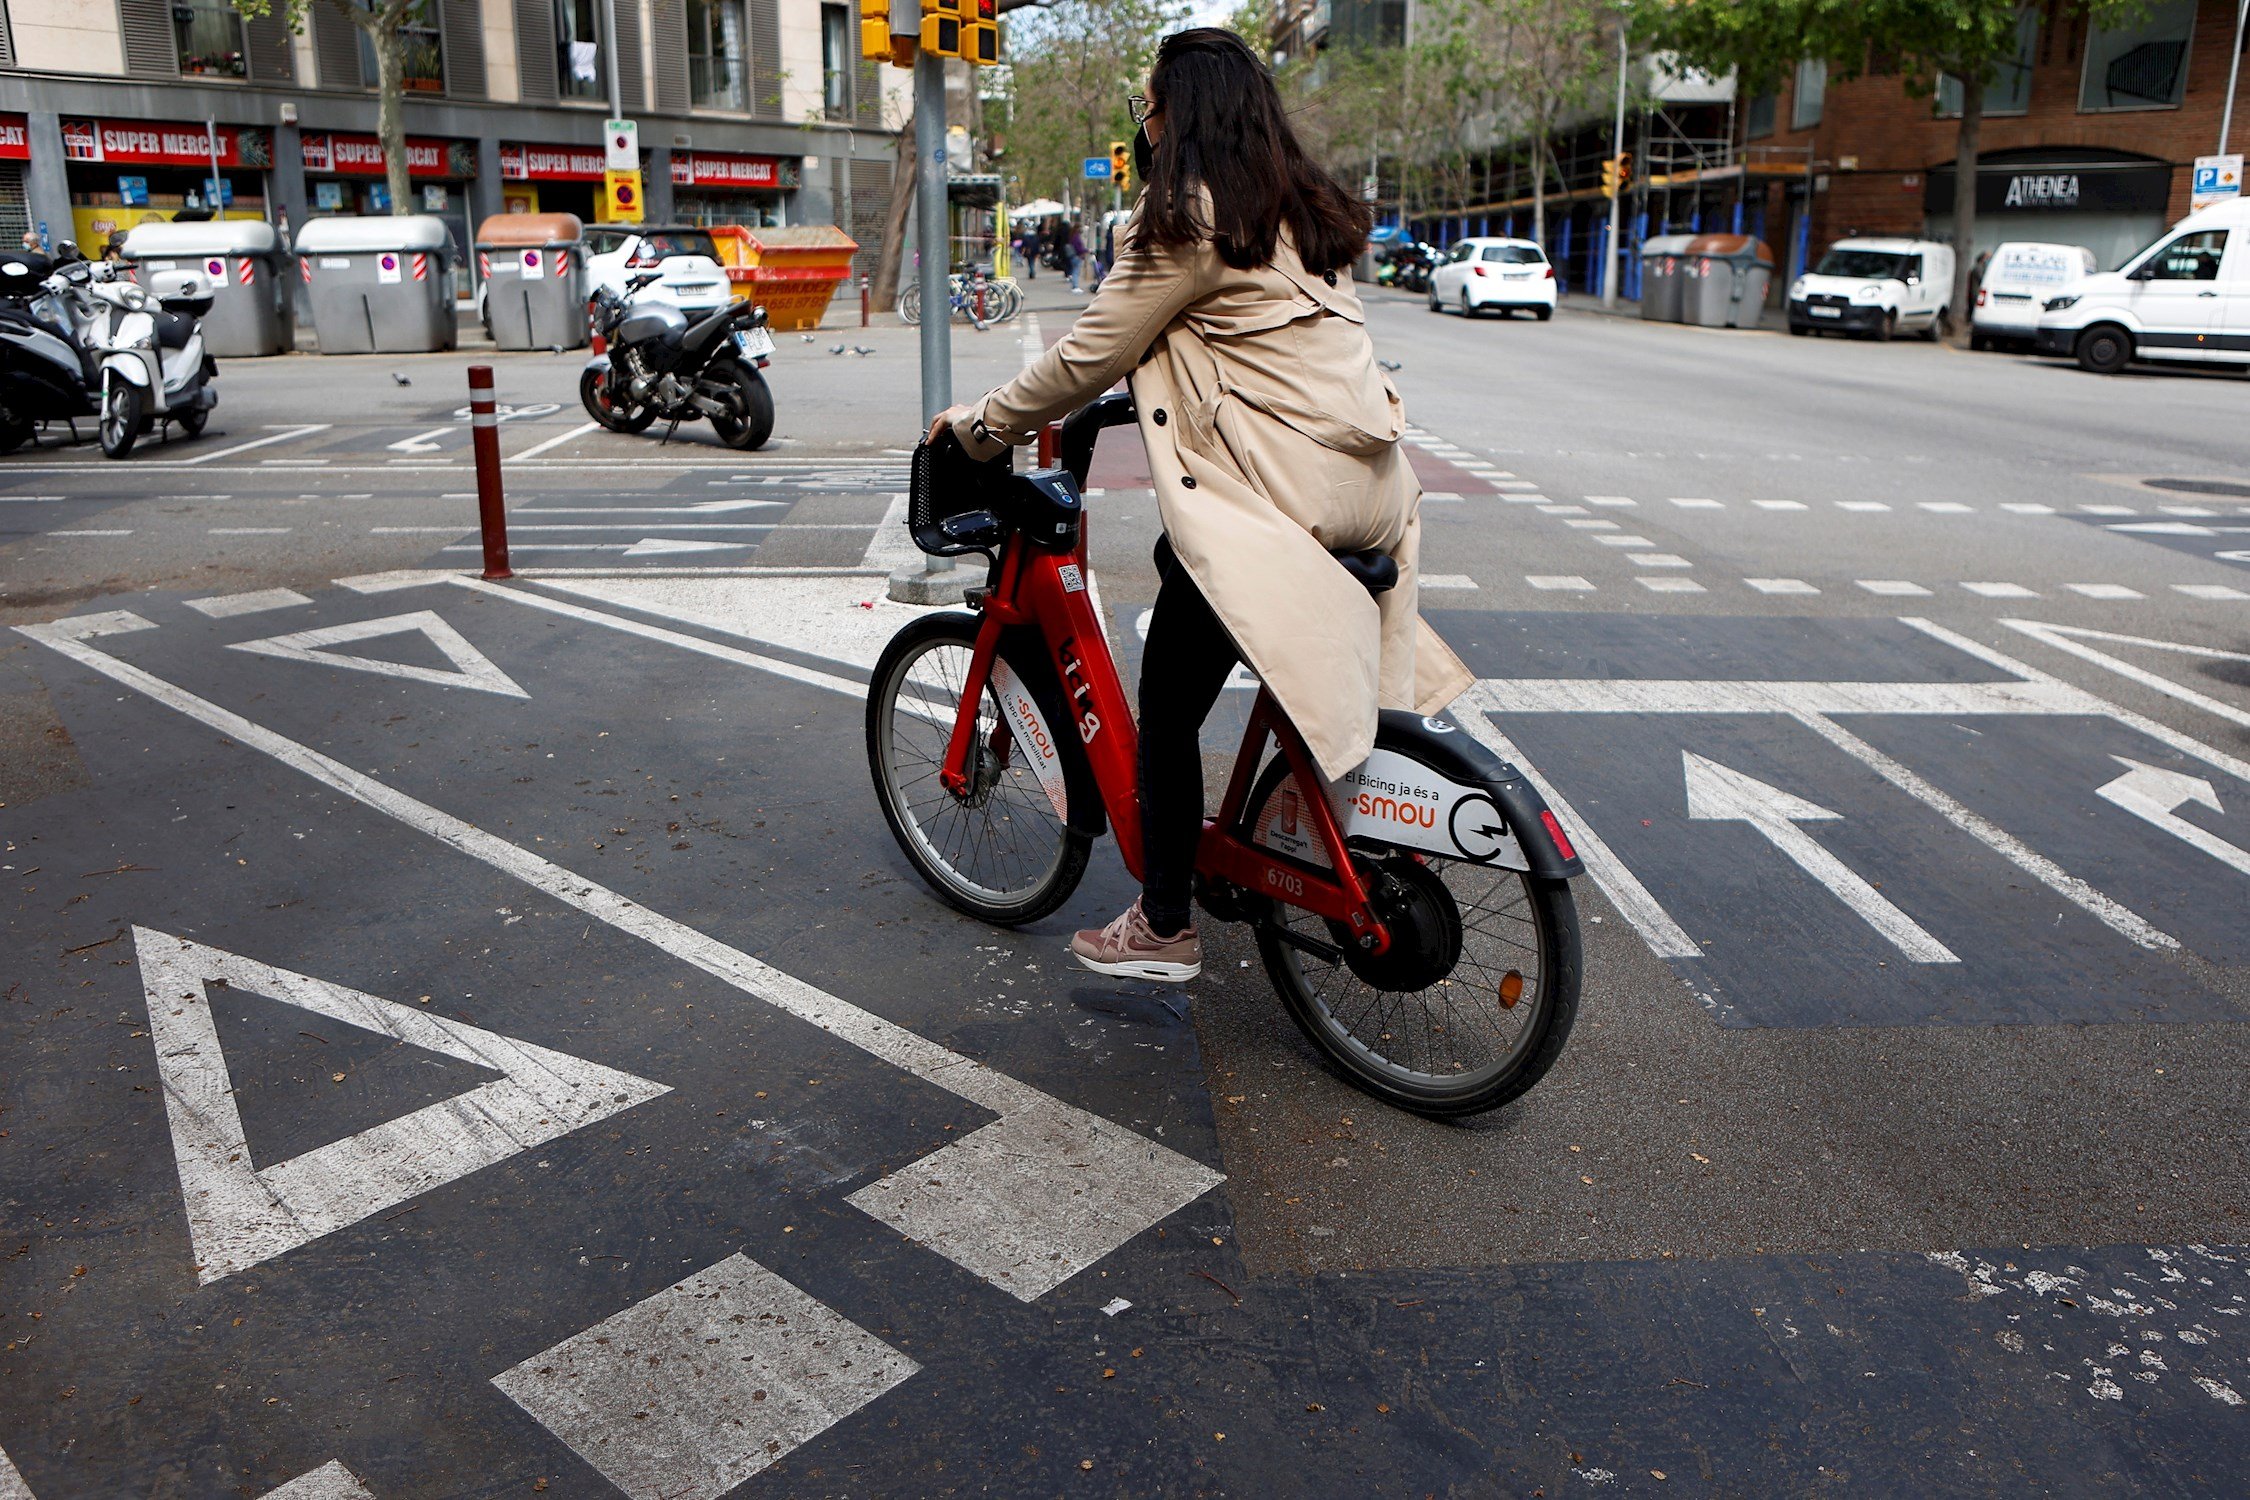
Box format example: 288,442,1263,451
1332,549,1398,596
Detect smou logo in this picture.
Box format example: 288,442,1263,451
1354,792,1437,829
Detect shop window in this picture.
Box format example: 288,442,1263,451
821,2,850,120
174,0,248,77
689,0,746,109
1745,92,1775,140
556,0,607,100
1938,11,2036,116
2079,0,2194,110
356,0,446,92
1790,58,1825,129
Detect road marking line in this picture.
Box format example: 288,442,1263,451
49,529,132,537
1668,497,1722,509
2096,759,2250,878
860,491,920,573
1918,502,1973,513
1524,575,1594,591
1745,578,1819,595
1857,580,1932,596
1754,500,1808,511
1638,577,1706,592
1422,574,1478,589
1682,752,1958,963
1962,582,2038,598
1996,619,2250,736
387,425,453,454
2174,583,2249,600
1458,688,1701,959
1585,495,1637,507
136,928,669,1283
0,495,64,502
208,527,293,535
2067,583,2144,599
0,1443,31,1500
230,610,530,698
2079,504,2136,516
186,588,313,618
620,538,751,557
493,1252,917,1500
180,424,331,465
508,421,599,462
1837,501,1890,512
1563,518,1618,530
2000,503,2055,514
1629,553,1693,568
1537,504,1589,515
256,1461,377,1499
1596,534,1653,547
18,610,1222,1299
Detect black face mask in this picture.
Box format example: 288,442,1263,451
1132,124,1154,187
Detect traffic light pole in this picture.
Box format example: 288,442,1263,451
891,44,969,603
1603,23,1627,309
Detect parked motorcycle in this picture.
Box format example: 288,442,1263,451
1,245,218,458
579,273,776,451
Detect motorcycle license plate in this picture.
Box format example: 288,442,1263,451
735,327,775,359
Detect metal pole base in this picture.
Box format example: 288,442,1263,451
886,561,976,606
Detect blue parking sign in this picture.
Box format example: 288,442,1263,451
1084,156,1112,180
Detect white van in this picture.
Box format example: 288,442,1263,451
1971,242,2097,350
2034,198,2250,374
1787,237,1956,340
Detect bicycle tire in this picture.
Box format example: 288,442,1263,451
899,281,922,325
1242,757,1580,1118
868,612,1092,926
992,280,1023,321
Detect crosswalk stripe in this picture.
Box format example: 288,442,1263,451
1525,575,1594,591
2068,583,2145,599
1746,578,1819,595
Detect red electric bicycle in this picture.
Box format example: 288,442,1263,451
866,394,1584,1117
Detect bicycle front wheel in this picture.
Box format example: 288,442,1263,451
898,281,922,325
867,613,1091,926
1243,760,1581,1118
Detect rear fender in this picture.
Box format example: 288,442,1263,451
1329,710,1583,880
994,622,1107,838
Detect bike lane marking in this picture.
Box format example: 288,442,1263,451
17,611,1223,1304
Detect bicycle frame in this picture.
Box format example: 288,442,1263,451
938,525,1395,954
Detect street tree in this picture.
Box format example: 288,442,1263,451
997,0,1183,206
1633,0,2143,341
231,0,431,215
1486,0,1611,245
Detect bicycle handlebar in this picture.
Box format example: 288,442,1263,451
1056,392,1136,491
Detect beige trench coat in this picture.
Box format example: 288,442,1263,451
955,213,1473,782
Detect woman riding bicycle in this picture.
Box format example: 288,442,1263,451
927,27,1471,982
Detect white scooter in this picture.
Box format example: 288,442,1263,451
45,254,218,458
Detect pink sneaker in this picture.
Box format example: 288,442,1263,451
1069,899,1202,982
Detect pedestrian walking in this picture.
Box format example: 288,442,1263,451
1067,221,1089,293
925,26,1468,978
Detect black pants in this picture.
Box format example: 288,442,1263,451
1139,536,1240,936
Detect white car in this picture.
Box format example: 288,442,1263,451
1972,241,2097,351
1428,238,1557,319
1787,237,1955,340
482,224,735,334
2035,198,2250,374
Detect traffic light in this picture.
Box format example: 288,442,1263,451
1600,157,1619,196
1110,140,1130,193
861,0,890,60
920,0,961,57
964,0,998,65
1618,150,1633,188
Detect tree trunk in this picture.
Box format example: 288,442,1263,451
1531,135,1547,245
1946,73,1983,342
872,122,914,306
335,0,414,215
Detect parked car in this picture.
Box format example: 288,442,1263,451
1427,238,1557,319
1787,237,1955,340
481,224,733,335
2034,199,2250,375
1972,241,2098,351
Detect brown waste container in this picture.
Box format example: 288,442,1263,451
1681,234,1775,329
476,212,588,349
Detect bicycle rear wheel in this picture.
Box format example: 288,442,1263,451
898,281,922,325
867,613,1091,925
1242,760,1580,1118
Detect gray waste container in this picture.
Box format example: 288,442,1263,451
475,212,589,350
1637,234,1697,322
1681,234,1776,328
296,215,458,354
120,219,290,356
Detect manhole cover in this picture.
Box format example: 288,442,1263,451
2145,477,2250,498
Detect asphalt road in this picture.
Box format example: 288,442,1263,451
2,280,2246,1498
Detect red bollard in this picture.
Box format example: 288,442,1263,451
468,364,511,580
860,275,870,328
1037,422,1058,469
973,268,987,323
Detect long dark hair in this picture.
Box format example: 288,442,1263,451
1138,28,1370,276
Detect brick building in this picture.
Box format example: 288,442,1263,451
1744,0,2242,274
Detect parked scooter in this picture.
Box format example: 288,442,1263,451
1,244,218,458
579,272,775,450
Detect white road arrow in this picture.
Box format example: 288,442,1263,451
2096,757,2250,877
1682,750,1959,964
386,425,454,454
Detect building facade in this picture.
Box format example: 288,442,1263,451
0,0,910,288
1744,0,2241,273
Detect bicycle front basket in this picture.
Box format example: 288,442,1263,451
909,429,1014,557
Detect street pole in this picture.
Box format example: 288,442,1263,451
890,45,968,603
207,116,225,219
600,0,625,120
2221,0,2248,154
1603,26,1627,308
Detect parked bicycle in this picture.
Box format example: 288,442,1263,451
865,393,1585,1119
898,272,1022,327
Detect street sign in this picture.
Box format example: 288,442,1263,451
604,118,639,173
2192,154,2242,213
605,169,643,221
1083,156,1112,180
